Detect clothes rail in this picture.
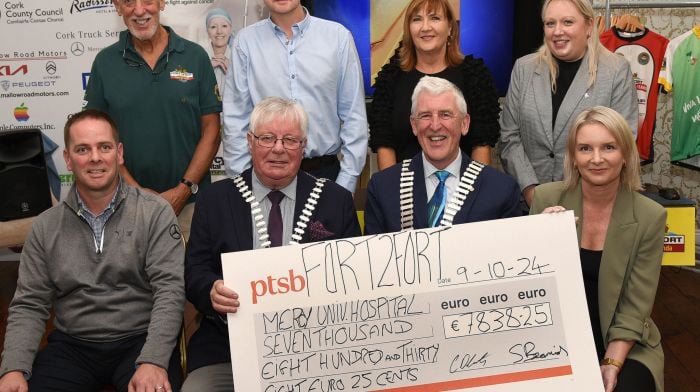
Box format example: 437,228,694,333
594,1,700,29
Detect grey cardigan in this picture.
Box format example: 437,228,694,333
0,182,185,375
499,49,638,191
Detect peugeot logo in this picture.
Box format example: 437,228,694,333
45,61,57,75
71,42,85,56
0,80,9,91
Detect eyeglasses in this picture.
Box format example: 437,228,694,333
122,49,169,76
250,133,305,150
412,111,460,122
120,0,158,8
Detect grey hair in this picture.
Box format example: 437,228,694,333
250,96,308,138
410,75,468,116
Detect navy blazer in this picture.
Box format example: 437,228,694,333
185,169,361,372
364,153,522,235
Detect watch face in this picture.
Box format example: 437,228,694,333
191,183,199,194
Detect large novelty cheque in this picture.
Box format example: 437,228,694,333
222,212,604,391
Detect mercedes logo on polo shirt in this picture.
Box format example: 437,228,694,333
169,224,182,240
71,42,85,56
46,61,57,75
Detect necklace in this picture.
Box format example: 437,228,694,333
398,159,485,229
232,175,328,247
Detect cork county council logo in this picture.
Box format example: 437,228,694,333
71,42,85,56
46,61,57,75
13,103,29,122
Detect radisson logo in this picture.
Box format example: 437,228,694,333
69,0,112,14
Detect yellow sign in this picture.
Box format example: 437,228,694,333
662,206,695,266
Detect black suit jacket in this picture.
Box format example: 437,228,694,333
185,169,361,372
364,153,522,234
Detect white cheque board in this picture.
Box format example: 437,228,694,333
222,212,604,391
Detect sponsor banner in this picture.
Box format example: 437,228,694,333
0,0,266,198
662,206,696,266
223,213,604,391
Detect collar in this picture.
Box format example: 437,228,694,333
535,49,590,76
560,181,637,241
422,152,462,180
266,6,311,37
76,187,119,218
120,25,185,60
251,170,297,203
67,178,125,215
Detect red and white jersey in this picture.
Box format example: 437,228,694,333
600,27,669,161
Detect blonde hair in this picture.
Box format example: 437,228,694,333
536,0,607,92
563,106,642,191
399,0,463,71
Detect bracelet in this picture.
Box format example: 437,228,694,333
600,357,624,368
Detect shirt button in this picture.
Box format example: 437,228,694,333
289,50,294,55
291,74,296,79
549,152,555,158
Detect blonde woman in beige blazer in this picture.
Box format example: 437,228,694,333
531,106,664,392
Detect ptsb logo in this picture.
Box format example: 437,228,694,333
251,269,305,304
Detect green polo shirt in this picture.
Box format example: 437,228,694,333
84,26,222,195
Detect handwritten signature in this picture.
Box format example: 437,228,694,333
508,341,568,363
448,352,489,373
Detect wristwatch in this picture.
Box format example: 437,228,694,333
180,178,199,195
600,357,624,368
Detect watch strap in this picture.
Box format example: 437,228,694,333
600,357,624,368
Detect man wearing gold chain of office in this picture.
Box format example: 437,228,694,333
182,97,361,391
365,76,522,234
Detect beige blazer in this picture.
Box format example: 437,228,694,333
531,181,665,391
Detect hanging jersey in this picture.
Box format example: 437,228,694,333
600,27,668,162
659,27,700,168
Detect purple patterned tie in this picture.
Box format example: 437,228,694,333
267,191,284,247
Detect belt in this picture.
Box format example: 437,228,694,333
301,155,338,171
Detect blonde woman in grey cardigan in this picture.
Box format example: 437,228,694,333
500,0,637,208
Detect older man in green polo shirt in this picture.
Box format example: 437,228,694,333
84,0,222,239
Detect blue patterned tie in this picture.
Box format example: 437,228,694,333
427,170,449,227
